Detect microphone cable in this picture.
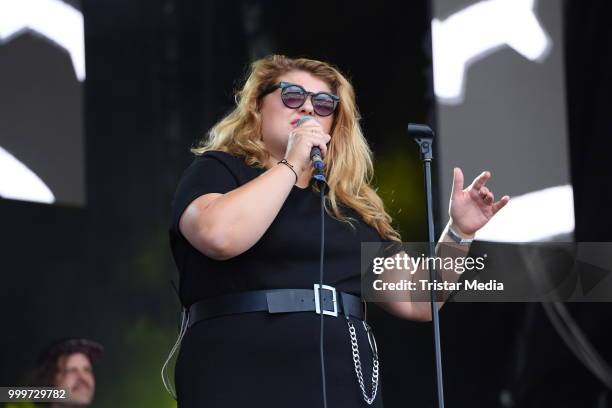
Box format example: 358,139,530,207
317,179,329,408
289,114,330,408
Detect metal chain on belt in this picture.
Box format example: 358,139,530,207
346,319,379,405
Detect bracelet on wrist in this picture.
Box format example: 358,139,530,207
277,159,298,184
447,225,474,245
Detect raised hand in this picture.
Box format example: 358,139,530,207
448,167,510,236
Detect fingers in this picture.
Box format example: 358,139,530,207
306,130,330,157
472,171,491,190
492,195,510,214
451,167,464,198
296,120,322,129
452,167,510,217
484,189,494,204
294,119,324,136
314,135,329,157
286,127,331,170
293,127,331,156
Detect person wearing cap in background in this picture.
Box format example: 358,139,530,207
22,338,103,408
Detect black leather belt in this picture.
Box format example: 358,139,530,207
187,285,364,328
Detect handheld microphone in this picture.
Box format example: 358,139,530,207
294,116,327,183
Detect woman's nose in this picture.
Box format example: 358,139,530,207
299,96,315,115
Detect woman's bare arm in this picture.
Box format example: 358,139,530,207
179,163,297,260
179,122,331,260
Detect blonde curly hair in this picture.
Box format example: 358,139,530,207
191,55,401,241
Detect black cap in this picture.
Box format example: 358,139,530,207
37,338,104,366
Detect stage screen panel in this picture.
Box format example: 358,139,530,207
0,0,86,206
432,0,574,242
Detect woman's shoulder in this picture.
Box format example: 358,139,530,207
193,150,246,167
189,149,264,184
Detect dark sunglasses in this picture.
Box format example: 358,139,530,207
261,81,340,117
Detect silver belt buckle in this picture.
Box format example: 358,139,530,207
313,284,338,317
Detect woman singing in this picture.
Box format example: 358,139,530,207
168,55,509,407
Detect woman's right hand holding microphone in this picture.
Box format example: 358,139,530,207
284,117,331,177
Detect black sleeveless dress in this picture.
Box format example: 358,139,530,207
169,151,385,407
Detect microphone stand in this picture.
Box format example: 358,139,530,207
408,123,445,408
